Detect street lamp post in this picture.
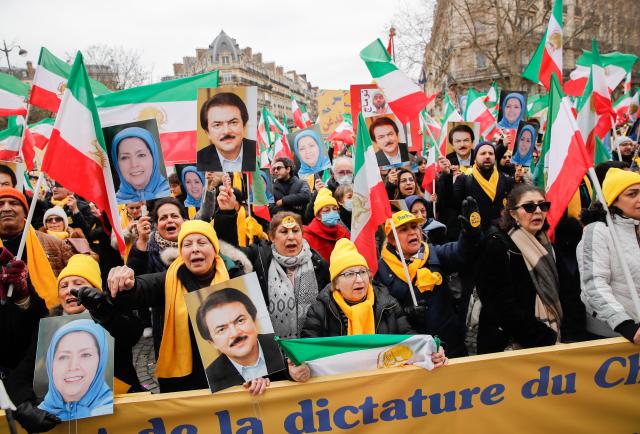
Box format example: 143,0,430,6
1,40,28,73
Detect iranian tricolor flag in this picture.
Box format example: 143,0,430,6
576,40,614,161
30,47,111,113
41,52,125,253
630,90,640,122
291,96,312,129
0,117,23,162
464,88,498,140
0,72,28,116
351,112,391,275
563,50,638,97
484,81,499,116
277,334,438,377
95,71,219,165
613,91,632,123
543,74,592,236
360,39,428,123
327,114,354,145
419,110,441,194
28,117,55,149
257,107,271,168
436,94,463,156
527,94,549,132
522,0,563,90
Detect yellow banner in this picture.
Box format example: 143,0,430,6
317,90,351,135
2,338,638,434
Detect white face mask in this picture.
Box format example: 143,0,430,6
343,199,353,212
336,175,353,186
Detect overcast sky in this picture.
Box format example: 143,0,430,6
3,0,421,89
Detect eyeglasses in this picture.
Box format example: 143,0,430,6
338,269,370,281
514,201,551,213
272,165,286,171
46,216,64,223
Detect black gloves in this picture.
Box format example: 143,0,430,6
71,286,113,323
458,196,482,238
14,401,61,433
403,304,429,332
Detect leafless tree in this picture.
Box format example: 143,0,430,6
387,0,437,79
73,45,151,90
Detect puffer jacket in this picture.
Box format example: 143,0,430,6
301,284,414,337
577,216,640,335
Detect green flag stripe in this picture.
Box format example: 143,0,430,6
0,72,30,97
359,39,398,78
38,47,111,96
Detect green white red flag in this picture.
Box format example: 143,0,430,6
484,81,499,116
291,96,312,129
464,88,498,140
522,0,563,90
30,47,111,113
327,114,354,145
351,112,391,275
613,91,632,123
563,50,638,97
419,110,441,194
0,117,24,163
360,39,428,123
28,117,55,150
437,94,463,156
576,40,614,161
41,52,125,254
95,71,218,165
543,74,592,236
0,72,29,116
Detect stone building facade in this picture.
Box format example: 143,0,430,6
423,0,640,111
166,30,318,123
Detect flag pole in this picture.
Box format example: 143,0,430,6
389,219,419,307
586,167,640,318
6,172,45,299
611,116,623,161
246,172,252,218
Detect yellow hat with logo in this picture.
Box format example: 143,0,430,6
384,210,425,235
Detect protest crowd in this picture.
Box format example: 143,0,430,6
1,31,640,433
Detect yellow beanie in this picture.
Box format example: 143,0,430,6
57,254,102,291
329,238,369,281
314,187,338,216
602,168,640,206
178,219,220,253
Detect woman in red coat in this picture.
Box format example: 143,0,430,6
303,188,350,261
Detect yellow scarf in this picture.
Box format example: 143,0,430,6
381,242,442,293
118,206,134,262
332,284,376,335
471,164,498,202
50,197,69,207
46,230,69,240
187,206,197,220
567,176,592,219
236,206,248,247
0,226,58,309
155,253,230,379
246,215,268,245
232,172,244,192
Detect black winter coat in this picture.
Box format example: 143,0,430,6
301,284,414,337
475,228,585,354
270,175,311,216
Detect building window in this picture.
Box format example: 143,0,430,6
222,55,230,65
475,52,487,69
222,72,232,83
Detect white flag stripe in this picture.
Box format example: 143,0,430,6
33,65,66,95
56,90,98,156
0,88,26,110
547,97,577,187
374,69,422,102
98,101,195,132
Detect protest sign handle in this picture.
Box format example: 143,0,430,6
587,167,640,319
389,218,419,307
432,179,436,218
246,173,252,218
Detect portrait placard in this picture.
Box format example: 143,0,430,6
497,90,527,130
0,161,18,188
445,121,480,162
34,314,114,421
512,122,538,167
364,114,410,168
317,89,351,136
196,86,257,173
174,164,206,208
103,118,171,204
287,125,331,177
184,272,286,393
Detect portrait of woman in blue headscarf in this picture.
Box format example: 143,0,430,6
293,129,331,177
180,165,206,209
110,126,171,203
512,123,538,167
38,319,113,421
497,92,526,129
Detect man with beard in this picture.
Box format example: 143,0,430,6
612,136,638,165
196,288,284,392
496,144,515,176
437,142,515,238
197,92,256,173
371,91,389,115
270,157,310,217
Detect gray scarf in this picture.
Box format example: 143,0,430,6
268,240,318,339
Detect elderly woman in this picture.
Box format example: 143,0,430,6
476,184,582,353
111,127,170,203
577,168,640,344
302,188,350,261
108,220,246,392
41,206,98,260
214,186,330,339
497,92,525,129
294,129,331,177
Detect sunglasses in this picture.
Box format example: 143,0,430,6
46,216,64,223
514,201,551,213
272,166,286,171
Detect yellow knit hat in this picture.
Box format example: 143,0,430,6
178,219,220,253
384,210,425,235
57,254,102,291
602,168,640,206
329,238,369,281
314,187,338,216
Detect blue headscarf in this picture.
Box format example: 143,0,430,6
498,92,525,129
293,129,331,177
111,127,171,203
39,319,113,421
512,124,537,166
180,165,205,208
